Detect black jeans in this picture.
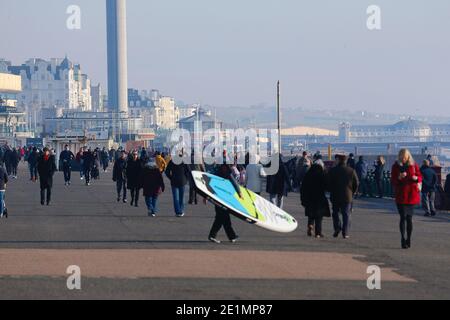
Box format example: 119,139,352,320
130,187,140,205
209,206,237,240
189,181,197,204
116,180,127,200
40,187,52,204
397,204,414,241
84,167,91,184
63,163,71,182
307,216,323,235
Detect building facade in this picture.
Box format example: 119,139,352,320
0,73,34,145
339,119,450,143
0,57,93,130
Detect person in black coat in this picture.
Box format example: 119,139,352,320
82,148,95,186
10,148,20,178
126,151,143,207
328,155,359,239
140,160,165,216
59,145,75,186
37,148,57,205
374,156,386,198
420,160,438,217
3,147,13,176
113,151,128,203
266,154,291,209
300,160,331,238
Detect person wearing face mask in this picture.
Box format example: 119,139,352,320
37,147,57,206
391,149,423,249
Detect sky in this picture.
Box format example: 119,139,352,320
1,0,450,116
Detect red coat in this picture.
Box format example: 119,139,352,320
391,162,423,205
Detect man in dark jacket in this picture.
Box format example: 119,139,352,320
126,151,143,207
328,154,359,239
37,147,57,206
165,156,191,217
266,154,291,209
141,160,165,216
347,153,356,170
113,151,128,203
82,148,95,186
420,160,438,217
27,147,39,181
355,156,369,197
60,145,75,186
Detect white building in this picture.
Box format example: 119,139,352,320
0,57,93,130
151,96,179,130
339,119,450,143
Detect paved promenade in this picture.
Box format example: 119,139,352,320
0,163,449,299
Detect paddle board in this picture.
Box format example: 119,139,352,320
191,171,298,233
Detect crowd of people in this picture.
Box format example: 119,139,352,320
0,142,447,249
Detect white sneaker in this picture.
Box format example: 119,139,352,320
208,237,221,244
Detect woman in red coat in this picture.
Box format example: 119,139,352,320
391,149,422,249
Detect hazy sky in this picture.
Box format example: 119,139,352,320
1,0,449,115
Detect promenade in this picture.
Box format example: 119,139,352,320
0,163,449,299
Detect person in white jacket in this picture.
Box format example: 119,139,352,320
245,156,267,195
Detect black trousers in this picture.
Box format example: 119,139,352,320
130,187,140,204
397,204,414,241
307,216,323,235
84,167,91,184
116,180,127,200
189,182,198,204
63,164,71,182
40,187,52,204
209,206,237,240
376,179,383,198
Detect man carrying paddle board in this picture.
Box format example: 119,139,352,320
207,163,242,244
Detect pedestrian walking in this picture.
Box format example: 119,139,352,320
113,150,128,203
27,147,39,182
127,151,143,207
420,160,438,217
0,165,8,218
374,156,386,198
245,156,266,195
155,151,167,173
76,147,85,180
391,149,422,249
300,159,330,238
60,145,74,186
208,163,240,244
10,148,20,179
266,154,291,209
328,154,359,239
100,147,109,172
141,160,165,216
37,147,57,206
165,155,191,217
355,156,369,197
82,148,95,186
295,151,311,190
188,155,205,205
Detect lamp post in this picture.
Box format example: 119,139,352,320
277,81,282,155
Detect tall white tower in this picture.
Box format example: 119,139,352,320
106,0,128,114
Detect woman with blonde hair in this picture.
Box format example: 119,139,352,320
391,149,422,249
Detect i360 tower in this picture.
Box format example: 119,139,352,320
106,0,128,114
